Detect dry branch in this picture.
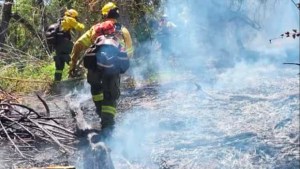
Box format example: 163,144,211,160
35,93,50,117
0,91,76,159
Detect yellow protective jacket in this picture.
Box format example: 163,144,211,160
61,16,85,32
70,19,133,71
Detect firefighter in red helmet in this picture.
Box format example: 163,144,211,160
69,2,134,139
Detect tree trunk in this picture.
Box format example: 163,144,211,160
0,0,13,50
118,0,133,31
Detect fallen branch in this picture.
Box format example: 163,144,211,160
283,62,300,66
0,120,27,158
0,114,35,138
35,93,50,117
27,118,71,154
0,93,76,159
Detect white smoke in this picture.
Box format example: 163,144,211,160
109,0,299,168
147,0,299,86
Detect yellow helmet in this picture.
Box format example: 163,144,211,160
101,2,117,16
64,9,79,18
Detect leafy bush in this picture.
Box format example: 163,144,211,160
0,59,70,93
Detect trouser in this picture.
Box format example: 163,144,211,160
53,40,73,81
160,39,173,57
87,69,120,138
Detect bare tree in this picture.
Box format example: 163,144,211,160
0,0,13,50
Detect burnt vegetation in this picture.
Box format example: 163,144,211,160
0,88,75,158
0,0,299,168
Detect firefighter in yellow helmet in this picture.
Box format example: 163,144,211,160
47,9,85,82
61,9,85,32
68,2,134,139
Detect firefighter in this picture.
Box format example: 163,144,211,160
52,9,85,82
68,2,134,138
156,14,176,58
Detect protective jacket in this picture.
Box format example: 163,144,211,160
51,16,85,82
68,19,133,134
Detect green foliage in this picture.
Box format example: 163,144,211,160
0,59,70,93
126,0,161,43
0,0,165,93
7,0,163,54
8,0,48,56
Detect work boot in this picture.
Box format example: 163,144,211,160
101,113,115,130
94,101,102,116
96,126,114,143
50,82,61,94
89,114,115,143
99,113,115,141
89,125,113,144
101,126,114,138
54,72,62,81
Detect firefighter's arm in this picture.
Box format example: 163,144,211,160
74,22,85,31
64,16,85,31
121,27,134,58
69,29,93,75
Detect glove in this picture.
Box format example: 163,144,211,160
64,16,85,31
68,62,76,78
74,22,85,31
64,16,77,27
68,41,87,78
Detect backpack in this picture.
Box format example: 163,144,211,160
45,19,70,49
83,21,129,75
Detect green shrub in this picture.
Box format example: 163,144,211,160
0,60,70,93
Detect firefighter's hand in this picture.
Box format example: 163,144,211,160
65,16,77,27
65,16,85,31
68,69,75,78
68,64,76,78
